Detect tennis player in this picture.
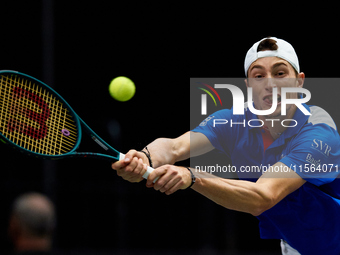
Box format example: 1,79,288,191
112,37,340,255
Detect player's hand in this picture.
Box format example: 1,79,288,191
111,149,149,183
146,165,192,195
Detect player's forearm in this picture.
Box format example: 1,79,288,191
145,132,190,168
145,131,214,168
191,172,272,216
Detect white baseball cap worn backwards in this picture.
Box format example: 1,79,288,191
244,37,300,77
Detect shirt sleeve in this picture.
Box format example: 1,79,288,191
280,124,340,186
191,109,235,156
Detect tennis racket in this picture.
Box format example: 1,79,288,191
0,70,155,180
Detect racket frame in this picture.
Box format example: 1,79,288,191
0,70,121,161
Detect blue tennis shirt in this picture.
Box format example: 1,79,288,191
192,103,340,254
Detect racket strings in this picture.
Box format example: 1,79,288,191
0,74,78,155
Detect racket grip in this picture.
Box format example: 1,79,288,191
119,153,158,182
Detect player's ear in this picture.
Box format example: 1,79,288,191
297,72,305,88
244,78,250,88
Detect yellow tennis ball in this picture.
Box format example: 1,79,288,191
109,76,135,102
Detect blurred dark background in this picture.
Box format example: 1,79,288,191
0,1,339,254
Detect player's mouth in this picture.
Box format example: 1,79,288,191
263,94,281,106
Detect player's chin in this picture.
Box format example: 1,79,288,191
265,111,281,118
263,105,282,118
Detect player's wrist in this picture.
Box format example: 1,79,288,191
140,147,153,167
185,167,196,189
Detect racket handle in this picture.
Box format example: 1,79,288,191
119,153,158,182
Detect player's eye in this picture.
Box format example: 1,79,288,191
276,71,286,77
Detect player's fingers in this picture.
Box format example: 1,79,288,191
124,149,139,163
126,175,144,183
147,165,167,186
125,149,151,167
113,156,140,182
132,158,146,176
124,156,140,174
124,157,146,182
154,166,189,194
152,165,179,192
112,150,138,171
159,176,180,194
111,159,128,171
165,179,184,195
156,169,181,193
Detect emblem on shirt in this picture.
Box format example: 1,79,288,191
199,116,215,126
306,153,321,167
311,139,331,157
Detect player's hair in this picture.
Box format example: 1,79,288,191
257,37,278,52
256,37,298,77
